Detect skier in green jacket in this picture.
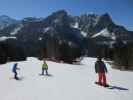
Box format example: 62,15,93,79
42,59,48,75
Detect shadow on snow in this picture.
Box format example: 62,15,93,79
109,85,129,91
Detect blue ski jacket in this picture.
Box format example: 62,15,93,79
12,63,18,72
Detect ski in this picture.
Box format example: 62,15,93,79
95,82,111,89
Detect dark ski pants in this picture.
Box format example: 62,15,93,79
98,73,107,86
42,69,48,75
14,71,18,79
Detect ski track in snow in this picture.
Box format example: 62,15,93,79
0,57,132,100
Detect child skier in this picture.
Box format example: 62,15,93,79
12,63,20,80
95,56,108,87
41,59,48,75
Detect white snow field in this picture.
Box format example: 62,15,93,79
0,57,133,100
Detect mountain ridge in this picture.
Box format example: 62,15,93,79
0,10,133,60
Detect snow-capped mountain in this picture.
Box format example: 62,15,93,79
0,15,19,30
0,10,132,42
0,10,133,58
0,10,86,45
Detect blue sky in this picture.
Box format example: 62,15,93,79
0,0,132,30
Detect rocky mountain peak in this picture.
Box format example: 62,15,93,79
98,13,113,24
0,15,18,30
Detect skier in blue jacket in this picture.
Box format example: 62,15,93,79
12,63,20,80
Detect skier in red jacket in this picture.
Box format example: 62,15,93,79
95,56,108,87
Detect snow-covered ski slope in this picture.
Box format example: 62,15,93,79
0,57,133,100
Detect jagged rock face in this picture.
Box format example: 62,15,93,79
71,13,114,36
71,13,133,43
0,10,132,58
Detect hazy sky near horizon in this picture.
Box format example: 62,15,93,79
0,0,132,30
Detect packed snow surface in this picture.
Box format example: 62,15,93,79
0,57,132,100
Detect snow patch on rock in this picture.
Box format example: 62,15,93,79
43,27,51,33
91,28,116,40
0,36,16,41
10,24,23,35
81,31,88,37
38,37,42,40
